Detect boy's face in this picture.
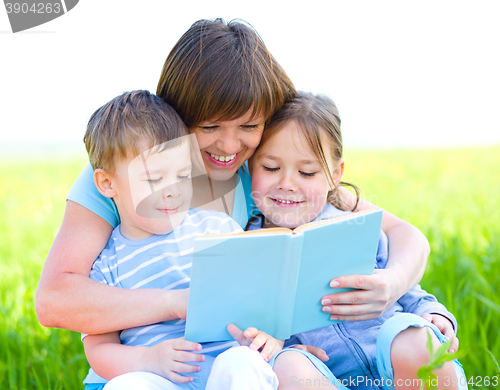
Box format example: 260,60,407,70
111,138,193,240
251,122,342,229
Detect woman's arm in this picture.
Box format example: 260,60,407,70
35,201,188,334
320,187,430,321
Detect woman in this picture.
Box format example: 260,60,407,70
35,18,429,339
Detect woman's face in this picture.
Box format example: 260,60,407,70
190,109,265,180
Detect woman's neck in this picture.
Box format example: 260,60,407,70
191,174,238,216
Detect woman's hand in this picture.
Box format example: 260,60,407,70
170,288,189,320
421,313,459,353
227,324,284,362
320,268,399,321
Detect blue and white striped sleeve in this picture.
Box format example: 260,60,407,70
219,215,244,235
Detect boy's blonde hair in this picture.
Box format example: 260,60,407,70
84,90,187,172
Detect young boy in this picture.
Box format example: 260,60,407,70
80,90,281,390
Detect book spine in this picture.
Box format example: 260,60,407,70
269,234,303,340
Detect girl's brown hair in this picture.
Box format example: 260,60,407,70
156,18,296,128
260,91,360,211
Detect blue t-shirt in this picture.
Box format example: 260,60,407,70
67,163,257,229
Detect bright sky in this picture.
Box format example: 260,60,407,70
1,0,499,155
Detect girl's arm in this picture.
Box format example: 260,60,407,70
83,332,204,383
320,187,430,321
35,201,188,334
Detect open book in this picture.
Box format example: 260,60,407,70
185,208,383,342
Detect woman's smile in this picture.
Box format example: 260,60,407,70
206,151,240,166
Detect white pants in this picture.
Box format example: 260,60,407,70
102,346,278,390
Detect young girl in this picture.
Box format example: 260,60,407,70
247,92,467,390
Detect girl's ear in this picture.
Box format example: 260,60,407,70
94,169,117,198
331,158,345,189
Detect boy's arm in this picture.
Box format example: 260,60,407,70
83,332,205,383
36,201,187,333
321,188,429,321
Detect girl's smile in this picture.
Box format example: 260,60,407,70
269,197,305,207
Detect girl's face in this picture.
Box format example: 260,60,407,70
190,109,265,181
251,121,343,229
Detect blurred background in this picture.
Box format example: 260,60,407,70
1,0,499,155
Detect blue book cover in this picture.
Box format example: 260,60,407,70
185,209,383,342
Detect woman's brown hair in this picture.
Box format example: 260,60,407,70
260,91,360,211
156,18,296,128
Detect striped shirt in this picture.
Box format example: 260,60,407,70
83,208,243,384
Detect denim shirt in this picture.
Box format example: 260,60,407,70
248,203,457,389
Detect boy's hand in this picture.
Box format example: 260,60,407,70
291,345,329,362
421,313,459,353
145,337,205,383
227,324,284,362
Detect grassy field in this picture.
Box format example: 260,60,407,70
1,146,499,389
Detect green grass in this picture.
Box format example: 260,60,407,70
1,147,499,389
343,146,500,385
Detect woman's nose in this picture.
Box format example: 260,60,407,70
216,129,241,155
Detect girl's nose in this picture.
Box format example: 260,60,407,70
277,172,297,192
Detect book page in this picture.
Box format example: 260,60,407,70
293,208,379,234
201,226,292,239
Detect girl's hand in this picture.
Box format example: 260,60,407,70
321,269,398,321
421,313,459,353
145,337,205,383
291,345,329,362
227,324,284,362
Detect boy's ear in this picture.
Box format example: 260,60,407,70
94,169,117,198
331,158,345,188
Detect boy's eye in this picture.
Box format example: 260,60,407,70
299,171,317,177
147,177,163,184
178,175,191,180
263,166,279,172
